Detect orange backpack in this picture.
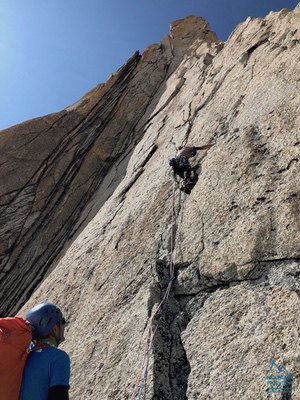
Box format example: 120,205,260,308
0,317,32,400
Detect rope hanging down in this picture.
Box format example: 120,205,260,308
130,182,186,400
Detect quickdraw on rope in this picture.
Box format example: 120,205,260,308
130,181,186,400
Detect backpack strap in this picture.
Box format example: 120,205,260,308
29,340,51,353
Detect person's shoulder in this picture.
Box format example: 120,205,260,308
51,348,71,372
55,347,70,359
46,347,70,363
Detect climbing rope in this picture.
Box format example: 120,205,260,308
130,181,185,400
171,182,186,268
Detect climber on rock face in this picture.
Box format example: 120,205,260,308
169,144,214,193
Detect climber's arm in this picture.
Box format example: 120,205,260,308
194,144,214,151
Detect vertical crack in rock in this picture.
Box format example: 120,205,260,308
149,255,300,399
147,77,186,124
151,261,191,400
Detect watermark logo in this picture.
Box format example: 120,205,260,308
266,359,293,397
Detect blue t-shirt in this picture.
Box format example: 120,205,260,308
20,346,70,400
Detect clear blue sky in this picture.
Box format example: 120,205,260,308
0,0,299,130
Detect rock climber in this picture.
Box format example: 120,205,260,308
20,302,71,400
169,144,214,188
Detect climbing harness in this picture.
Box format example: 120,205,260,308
130,181,186,400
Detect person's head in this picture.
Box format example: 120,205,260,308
25,302,66,346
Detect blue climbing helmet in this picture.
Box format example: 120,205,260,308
25,302,64,338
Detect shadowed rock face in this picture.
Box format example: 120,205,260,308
2,8,300,400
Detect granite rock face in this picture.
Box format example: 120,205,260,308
0,16,213,315
2,7,300,400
